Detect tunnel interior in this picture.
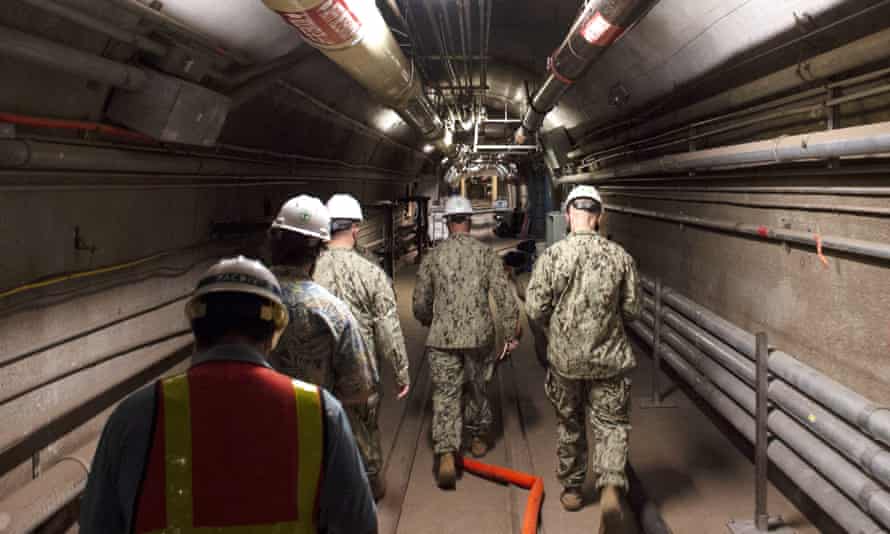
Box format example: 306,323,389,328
1,0,890,532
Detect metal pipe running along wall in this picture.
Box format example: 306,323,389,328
262,0,444,142
568,25,890,160
630,320,886,534
0,25,148,90
20,0,168,57
602,203,890,263
637,276,890,449
516,0,657,139
0,440,97,534
637,291,890,493
559,120,890,183
637,305,890,530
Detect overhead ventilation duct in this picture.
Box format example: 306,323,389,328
263,0,444,142
515,0,657,141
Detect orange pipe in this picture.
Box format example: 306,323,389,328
0,112,153,143
457,455,545,534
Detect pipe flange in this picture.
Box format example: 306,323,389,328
858,444,885,475
857,481,882,511
547,56,576,86
771,135,788,163
857,404,890,436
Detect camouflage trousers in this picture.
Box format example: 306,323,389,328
345,395,383,480
544,369,631,492
428,346,494,455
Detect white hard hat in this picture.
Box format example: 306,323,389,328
444,195,473,217
186,256,290,347
564,185,602,212
271,195,331,241
326,194,364,221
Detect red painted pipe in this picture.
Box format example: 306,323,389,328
457,455,545,534
0,112,153,143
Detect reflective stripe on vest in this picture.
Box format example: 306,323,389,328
143,372,323,533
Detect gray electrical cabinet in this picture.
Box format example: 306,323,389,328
546,210,567,246
107,71,231,146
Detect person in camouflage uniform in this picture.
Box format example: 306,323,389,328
265,195,377,410
526,185,640,531
412,195,519,489
315,194,411,500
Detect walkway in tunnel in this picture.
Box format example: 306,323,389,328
370,258,819,534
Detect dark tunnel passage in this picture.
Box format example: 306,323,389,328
1,0,890,533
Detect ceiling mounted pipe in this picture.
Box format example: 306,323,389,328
0,25,148,90
559,120,890,184
263,0,444,141
515,0,657,141
569,25,890,160
20,0,168,56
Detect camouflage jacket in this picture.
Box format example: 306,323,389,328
315,247,411,388
525,230,641,379
269,267,377,405
413,233,519,350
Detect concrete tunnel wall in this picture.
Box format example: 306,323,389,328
0,1,434,505
602,184,890,406
0,178,412,500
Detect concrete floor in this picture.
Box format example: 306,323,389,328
372,242,818,534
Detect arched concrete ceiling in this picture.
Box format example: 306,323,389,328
151,0,890,157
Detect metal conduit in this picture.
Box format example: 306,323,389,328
559,121,890,184
110,0,250,68
602,192,890,218
638,276,890,449
581,87,829,163
20,0,168,56
630,320,886,534
587,103,828,168
0,139,415,180
0,440,97,534
639,292,890,490
771,351,890,450
568,26,890,160
638,310,890,529
582,80,890,169
600,185,890,197
517,0,656,138
0,25,148,90
605,204,890,262
0,139,287,174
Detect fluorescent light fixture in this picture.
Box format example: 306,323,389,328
374,109,403,132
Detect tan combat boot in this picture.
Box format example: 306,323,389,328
437,453,457,489
560,488,584,511
470,437,488,458
598,485,639,534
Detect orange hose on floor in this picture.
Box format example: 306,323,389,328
457,455,545,534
